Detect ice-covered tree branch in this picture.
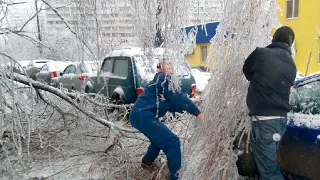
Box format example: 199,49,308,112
40,0,95,57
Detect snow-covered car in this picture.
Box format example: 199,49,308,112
2,61,30,76
53,61,100,92
35,61,70,85
25,59,54,80
237,72,320,179
191,68,212,93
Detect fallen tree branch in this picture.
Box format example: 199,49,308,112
65,91,133,108
2,72,137,133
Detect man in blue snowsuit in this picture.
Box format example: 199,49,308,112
129,60,204,180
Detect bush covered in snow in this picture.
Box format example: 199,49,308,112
290,81,320,115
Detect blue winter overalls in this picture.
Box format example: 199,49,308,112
129,72,201,180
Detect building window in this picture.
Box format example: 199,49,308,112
286,0,299,19
201,45,207,63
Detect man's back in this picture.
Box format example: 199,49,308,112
243,26,297,180
244,42,297,116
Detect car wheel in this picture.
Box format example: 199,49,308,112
85,85,92,93
109,93,128,121
111,93,122,105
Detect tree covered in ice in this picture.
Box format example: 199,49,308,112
179,0,280,179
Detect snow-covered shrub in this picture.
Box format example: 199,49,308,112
291,81,320,115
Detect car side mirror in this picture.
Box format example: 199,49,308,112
60,72,63,76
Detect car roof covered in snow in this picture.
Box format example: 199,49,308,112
105,47,179,58
45,61,71,71
30,59,54,63
294,72,320,87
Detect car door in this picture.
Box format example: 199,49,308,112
108,57,135,104
59,66,71,90
74,64,88,91
96,58,114,96
36,64,49,82
64,65,77,91
279,80,320,179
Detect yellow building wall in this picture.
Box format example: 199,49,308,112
276,0,320,75
185,43,211,67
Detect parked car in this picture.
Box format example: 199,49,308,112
25,59,54,80
237,72,320,179
35,61,70,85
191,67,212,93
54,61,99,92
85,47,197,104
5,62,26,75
18,61,30,70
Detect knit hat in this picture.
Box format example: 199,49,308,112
272,26,295,47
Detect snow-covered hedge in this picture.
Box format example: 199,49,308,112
290,81,320,115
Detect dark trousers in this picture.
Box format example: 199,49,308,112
130,109,181,180
251,117,287,180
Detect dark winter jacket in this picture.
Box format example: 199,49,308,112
131,72,201,118
243,42,297,117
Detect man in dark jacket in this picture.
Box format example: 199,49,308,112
243,26,297,180
130,60,204,180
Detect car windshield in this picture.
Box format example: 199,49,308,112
134,54,190,79
290,81,320,115
83,62,99,73
47,62,70,71
34,61,51,68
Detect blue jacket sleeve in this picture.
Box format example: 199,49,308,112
168,105,184,113
243,49,257,81
158,74,201,117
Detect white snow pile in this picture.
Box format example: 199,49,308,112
191,70,212,93
288,113,320,129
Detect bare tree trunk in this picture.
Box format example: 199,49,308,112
35,0,43,55
93,0,101,61
155,0,163,47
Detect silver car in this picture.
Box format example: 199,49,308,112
35,61,70,85
25,59,54,80
54,61,99,92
